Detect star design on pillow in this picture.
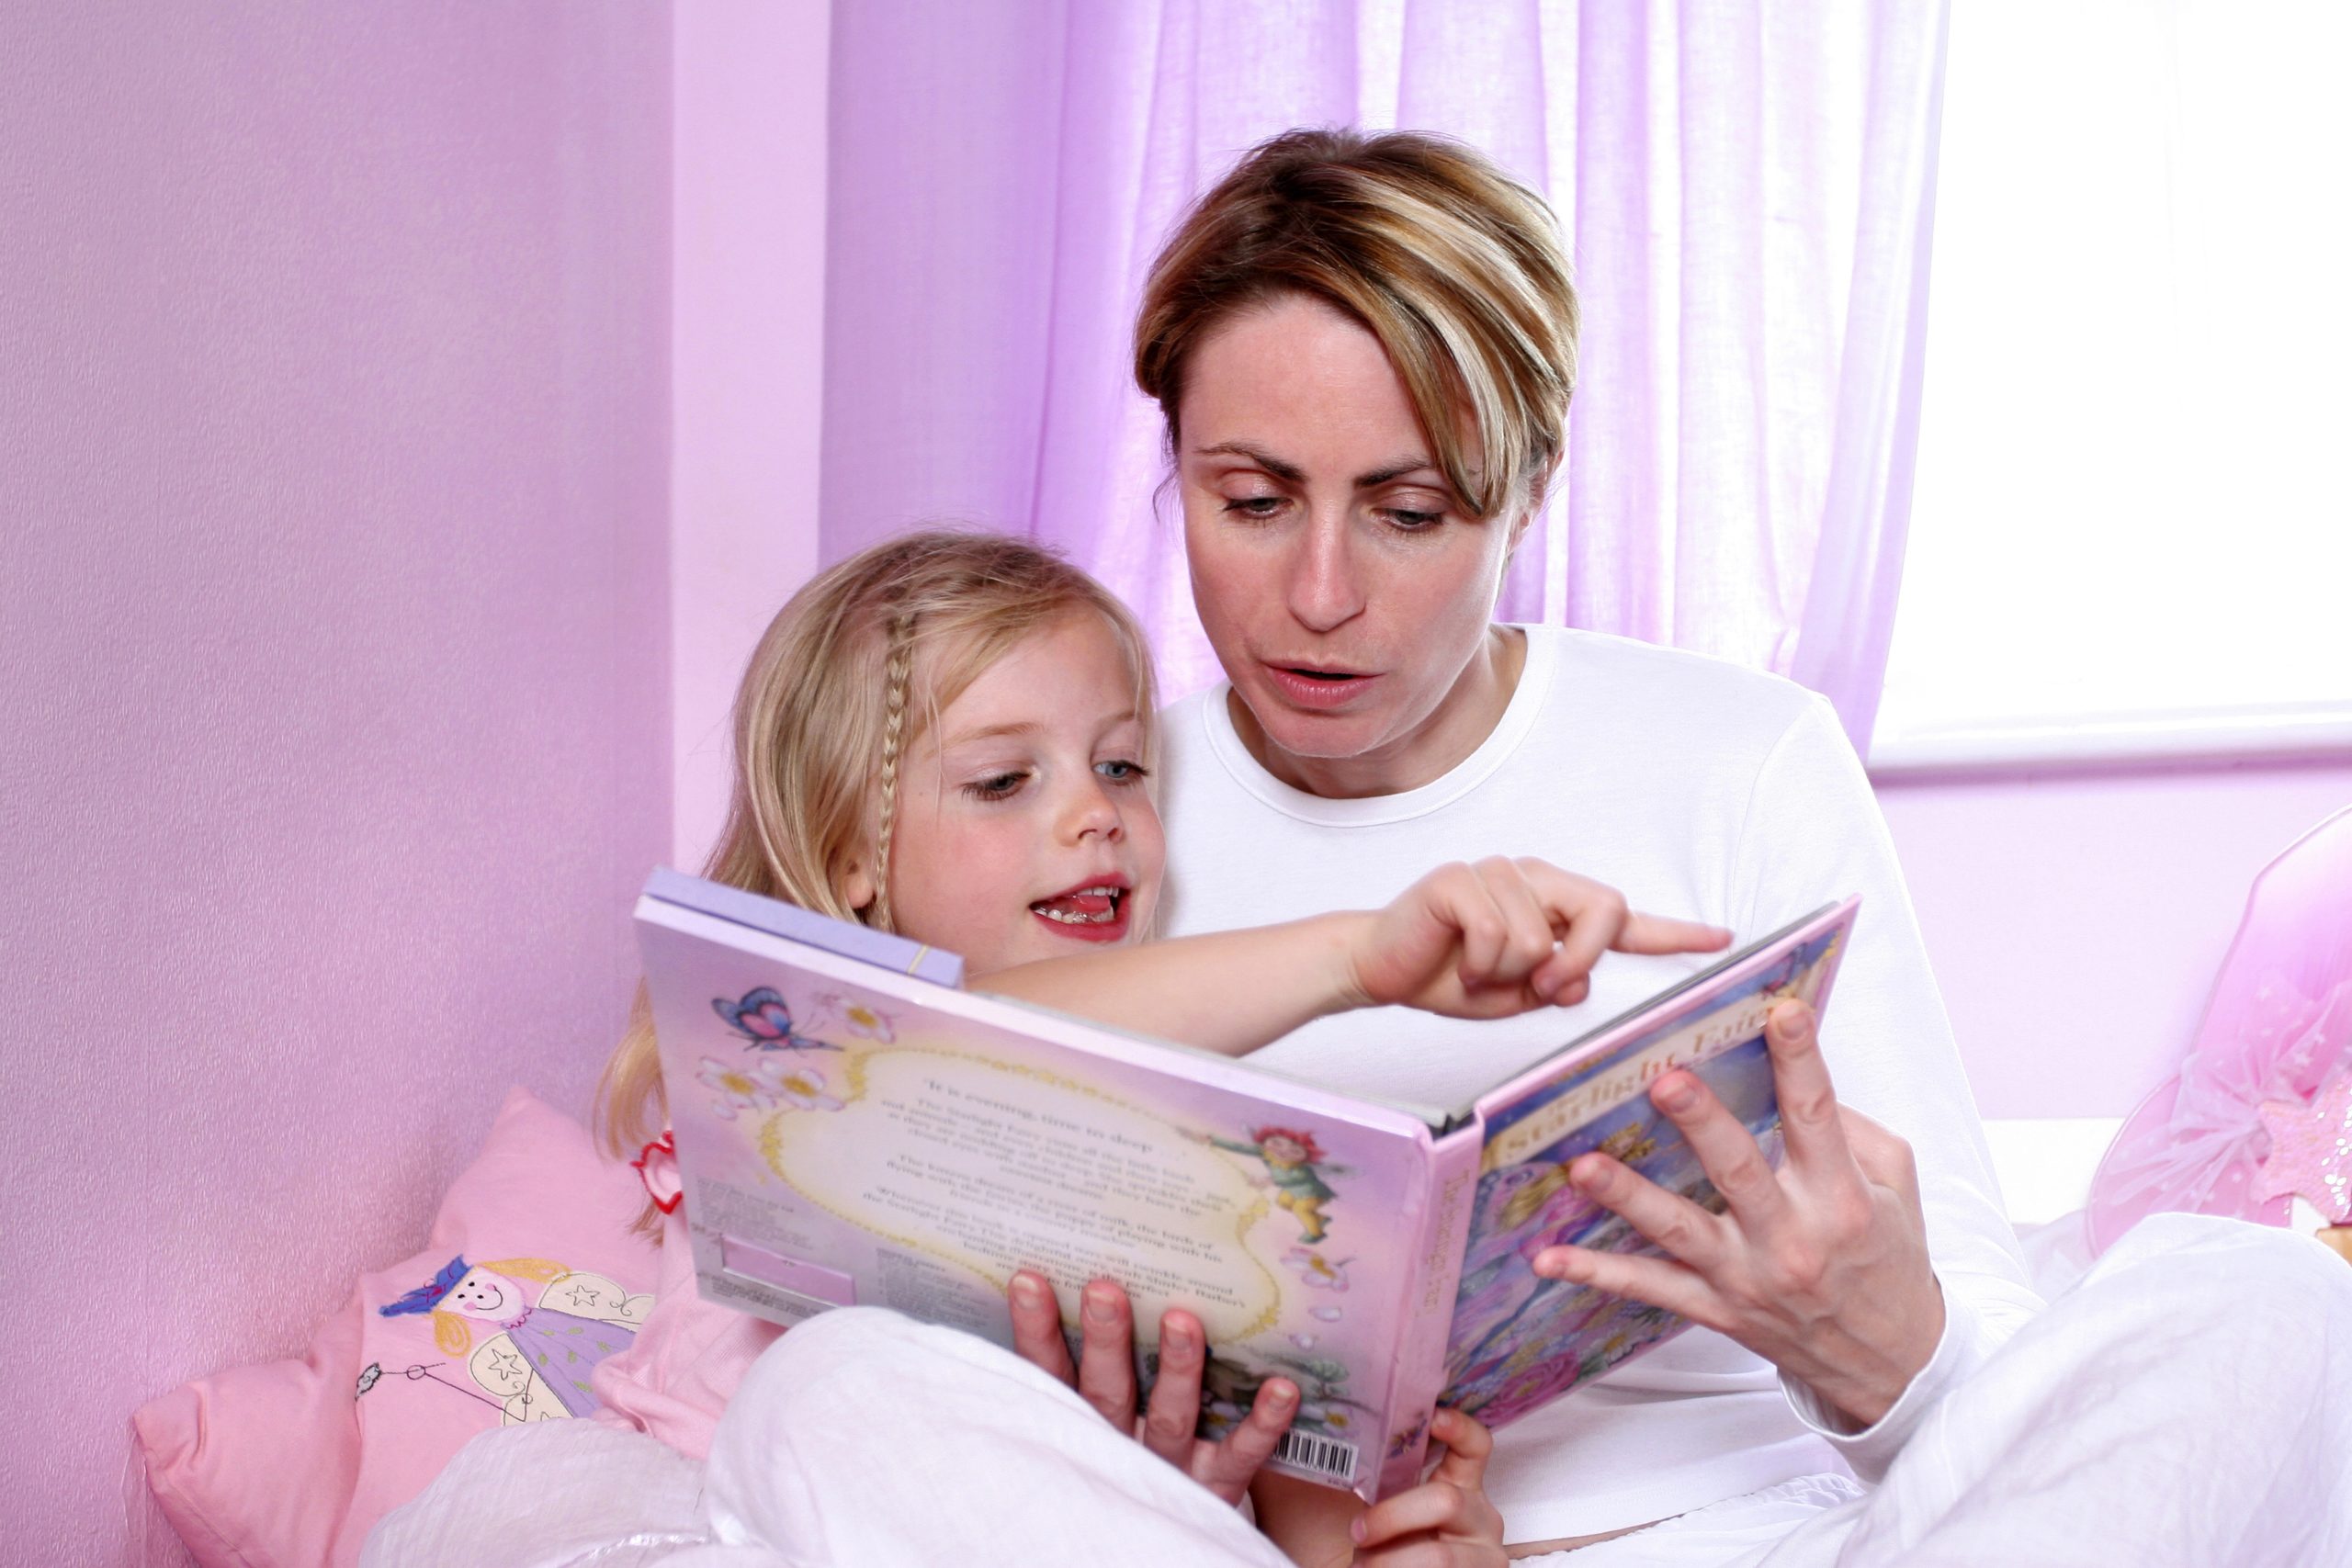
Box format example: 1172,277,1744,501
486,1346,526,1382
2254,1071,2352,1223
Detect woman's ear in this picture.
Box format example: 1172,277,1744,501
1499,499,1538,575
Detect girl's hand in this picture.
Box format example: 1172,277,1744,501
1531,999,1944,1427
1346,858,1728,1019
1005,1270,1297,1506
1348,1409,1506,1566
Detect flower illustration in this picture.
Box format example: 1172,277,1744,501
1199,1398,1250,1441
356,1362,382,1397
775,1061,845,1112
697,1054,797,1120
820,992,897,1042
1295,1401,1358,1435
1283,1247,1351,1292
1386,1415,1429,1460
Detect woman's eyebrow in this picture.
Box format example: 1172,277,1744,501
1353,456,1440,489
1193,441,1303,481
1192,441,1438,491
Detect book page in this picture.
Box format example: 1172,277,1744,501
766,1047,1280,1342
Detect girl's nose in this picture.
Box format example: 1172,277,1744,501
1284,511,1365,633
1060,777,1125,842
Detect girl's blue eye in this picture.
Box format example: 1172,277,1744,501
1096,759,1148,784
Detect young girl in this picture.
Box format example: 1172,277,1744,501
587,529,1727,1566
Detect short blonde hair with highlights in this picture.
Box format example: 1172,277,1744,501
1136,128,1579,521
595,530,1159,1179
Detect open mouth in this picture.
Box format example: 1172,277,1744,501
1265,663,1378,708
1028,882,1129,940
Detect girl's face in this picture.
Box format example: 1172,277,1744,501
1177,293,1528,796
864,610,1165,976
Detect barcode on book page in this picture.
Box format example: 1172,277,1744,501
1272,1427,1359,1483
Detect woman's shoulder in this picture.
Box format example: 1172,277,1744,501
1529,625,1830,748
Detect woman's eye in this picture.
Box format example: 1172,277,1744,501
963,771,1028,801
1222,495,1285,519
1382,507,1445,531
1096,759,1148,784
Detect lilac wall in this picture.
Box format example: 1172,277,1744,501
1880,764,2352,1119
671,0,830,871
0,6,670,1561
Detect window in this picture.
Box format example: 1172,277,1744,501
1868,1,2352,772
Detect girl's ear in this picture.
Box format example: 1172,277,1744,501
839,853,876,917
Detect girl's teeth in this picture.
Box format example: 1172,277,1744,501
1031,886,1122,924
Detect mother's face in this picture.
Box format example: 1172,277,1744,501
1177,294,1527,792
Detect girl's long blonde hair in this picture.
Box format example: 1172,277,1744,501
595,530,1159,1180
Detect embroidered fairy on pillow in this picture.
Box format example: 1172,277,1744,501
379,1257,651,1423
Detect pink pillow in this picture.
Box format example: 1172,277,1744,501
135,1087,660,1567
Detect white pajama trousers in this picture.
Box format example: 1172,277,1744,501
367,1214,2352,1568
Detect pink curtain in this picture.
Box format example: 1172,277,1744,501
821,1,1949,747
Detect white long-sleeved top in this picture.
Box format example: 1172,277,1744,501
1157,625,2043,1543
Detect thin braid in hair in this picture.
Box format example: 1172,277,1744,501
871,607,915,930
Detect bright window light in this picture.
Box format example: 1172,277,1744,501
1870,0,2352,772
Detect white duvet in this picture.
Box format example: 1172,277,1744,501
366,1213,2352,1568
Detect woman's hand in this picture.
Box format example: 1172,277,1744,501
1346,858,1729,1020
1531,999,1943,1427
1005,1271,1297,1506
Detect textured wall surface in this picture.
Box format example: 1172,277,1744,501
0,5,671,1561
1880,763,2352,1119
671,0,830,872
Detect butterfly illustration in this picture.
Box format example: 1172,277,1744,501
711,987,839,1052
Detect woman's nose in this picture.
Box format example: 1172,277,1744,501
1284,512,1365,633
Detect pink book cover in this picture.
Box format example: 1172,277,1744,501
636,879,1451,1498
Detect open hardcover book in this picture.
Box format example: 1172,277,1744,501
636,870,1858,1502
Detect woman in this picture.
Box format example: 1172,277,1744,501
1012,128,2352,1568
1007,126,2038,1561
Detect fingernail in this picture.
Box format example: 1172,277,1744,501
1268,1380,1296,1408
1011,1275,1044,1308
1570,1156,1606,1191
1349,1516,1368,1544
1656,1074,1698,1112
1083,1292,1114,1325
1165,1321,1195,1352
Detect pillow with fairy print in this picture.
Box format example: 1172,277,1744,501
135,1086,659,1568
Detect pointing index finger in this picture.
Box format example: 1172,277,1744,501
1611,913,1735,956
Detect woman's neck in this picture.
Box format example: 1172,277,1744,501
1231,625,1527,800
